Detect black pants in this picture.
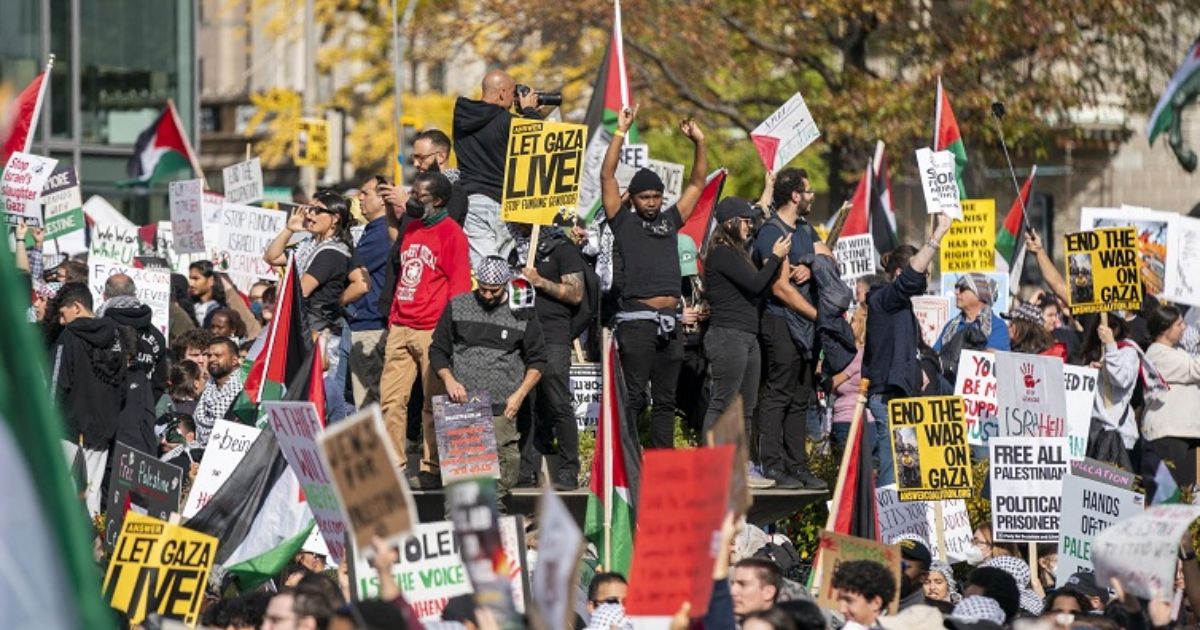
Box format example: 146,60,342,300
1149,436,1200,488
757,313,813,472
677,340,709,435
617,319,684,448
529,343,580,479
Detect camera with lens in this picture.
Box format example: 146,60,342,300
516,84,563,108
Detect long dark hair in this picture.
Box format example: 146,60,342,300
1148,304,1181,341
313,189,355,252
703,217,752,269
1010,319,1055,354
188,260,227,307
1079,312,1128,364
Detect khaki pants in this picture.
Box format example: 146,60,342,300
349,328,386,408
379,326,441,472
494,414,520,498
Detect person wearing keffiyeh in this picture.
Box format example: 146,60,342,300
193,337,244,446
935,273,1011,354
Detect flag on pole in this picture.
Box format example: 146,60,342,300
0,224,115,628
830,394,878,540
244,257,310,403
1152,460,1183,505
838,161,872,239
583,334,642,576
869,142,899,253
125,99,202,185
578,0,637,223
0,58,52,166
995,166,1036,286
679,168,728,268
1147,40,1200,148
934,77,969,198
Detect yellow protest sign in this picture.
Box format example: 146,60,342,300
501,119,587,225
939,199,996,272
102,513,218,628
1063,227,1142,315
294,118,329,168
887,396,972,501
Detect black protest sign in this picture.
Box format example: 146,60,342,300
105,441,184,551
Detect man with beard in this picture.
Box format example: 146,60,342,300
429,256,547,499
193,337,243,446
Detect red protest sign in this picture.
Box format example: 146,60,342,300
624,445,734,617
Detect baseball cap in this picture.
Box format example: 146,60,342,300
1064,571,1107,601
678,234,699,277
714,197,755,223
897,537,932,568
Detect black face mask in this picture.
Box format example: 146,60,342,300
426,161,441,173
405,198,426,219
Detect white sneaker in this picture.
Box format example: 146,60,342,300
747,463,776,489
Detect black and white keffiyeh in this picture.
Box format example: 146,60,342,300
193,376,244,446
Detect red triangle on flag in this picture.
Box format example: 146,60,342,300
0,71,47,165
751,135,782,173
840,161,872,237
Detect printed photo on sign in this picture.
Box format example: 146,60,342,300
886,396,972,501
1056,458,1144,584
1062,227,1142,315
988,437,1068,543
1081,206,1171,298
994,351,1066,438
501,119,587,225
751,91,821,173
939,199,995,273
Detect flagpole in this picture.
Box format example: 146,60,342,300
613,0,628,109
812,378,871,598
602,328,614,570
258,254,292,400
166,98,205,182
22,55,53,155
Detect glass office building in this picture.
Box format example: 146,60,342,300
1,0,196,224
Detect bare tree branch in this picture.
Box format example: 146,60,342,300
625,38,756,132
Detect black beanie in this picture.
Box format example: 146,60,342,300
627,168,665,195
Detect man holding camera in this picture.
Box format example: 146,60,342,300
453,70,552,264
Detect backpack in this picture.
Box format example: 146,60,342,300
569,260,601,339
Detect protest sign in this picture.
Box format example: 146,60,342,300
1063,227,1142,315
1093,504,1200,600
570,362,601,431
619,142,648,169
500,119,587,225
181,420,260,518
886,396,972,501
941,272,1010,319
104,442,184,552
222,157,264,205
318,405,416,550
264,401,348,564
625,445,734,616
447,478,524,626
91,222,142,264
432,392,499,484
1082,206,1171,298
988,437,1069,542
294,118,329,167
1165,214,1200,306
816,531,901,615
41,164,84,240
531,489,584,630
912,295,952,349
876,485,973,563
646,159,684,208
2,151,57,225
751,91,821,173
939,199,995,272
103,513,218,628
995,351,1067,438
1063,365,1099,461
169,178,206,255
833,233,875,287
215,202,286,292
87,257,171,336
916,148,962,219
954,350,999,447
1056,459,1144,584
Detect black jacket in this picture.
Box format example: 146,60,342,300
105,304,169,401
863,265,927,398
452,97,540,201
51,317,127,448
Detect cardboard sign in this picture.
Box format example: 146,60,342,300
91,222,142,265
87,258,171,337
41,164,84,240
318,405,416,550
222,157,264,205
995,351,1067,438
265,401,349,564
816,531,901,615
646,159,684,208
531,489,584,630
833,233,875,285
1064,365,1099,461
294,118,330,168
625,445,734,616
215,202,287,292
1063,227,1143,315
169,179,207,255
1082,206,1172,298
1056,459,1144,584
988,437,1069,542
619,143,648,169
876,485,973,563
2,151,57,225
912,295,952,349
1165,214,1200,306
432,393,499,484
500,119,587,225
446,478,524,626
941,272,1010,319
887,396,972,501
953,350,999,447
103,513,218,628
104,442,184,552
939,199,995,272
916,148,963,219
181,420,260,518
570,363,602,431
1093,505,1200,600
751,91,821,173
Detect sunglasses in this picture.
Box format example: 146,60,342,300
302,205,335,216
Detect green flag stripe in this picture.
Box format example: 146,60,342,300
225,521,315,591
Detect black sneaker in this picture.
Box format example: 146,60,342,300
791,469,829,490
763,468,804,490
417,471,443,490
552,472,578,491
515,473,539,488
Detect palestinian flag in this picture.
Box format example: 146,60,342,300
835,160,872,241
679,168,728,270
1152,460,1183,505
244,257,310,403
1148,39,1200,148
578,0,637,222
828,387,878,539
583,334,642,575
125,99,200,185
0,226,114,627
996,166,1036,286
869,141,899,253
934,77,968,198
0,60,51,166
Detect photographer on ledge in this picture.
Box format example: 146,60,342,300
453,70,557,264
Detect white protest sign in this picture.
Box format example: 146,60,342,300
916,148,962,220
995,351,1067,438
90,223,141,265
1093,505,1200,600
181,420,261,518
1064,364,1099,461
215,202,286,292
1056,458,1144,584
41,165,84,241
86,258,171,337
532,489,584,630
833,233,875,287
1165,214,1200,306
169,179,206,255
989,436,1069,542
646,159,684,208
619,143,648,169
264,401,348,564
751,91,821,173
912,295,952,349
570,363,601,432
222,157,264,205
876,485,973,563
953,350,998,447
2,151,57,225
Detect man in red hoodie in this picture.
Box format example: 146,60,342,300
379,171,471,489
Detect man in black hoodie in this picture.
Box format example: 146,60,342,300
453,69,543,264
51,282,127,517
100,274,169,455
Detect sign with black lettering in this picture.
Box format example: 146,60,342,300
939,199,995,272
293,118,329,168
104,442,184,552
432,392,499,484
886,396,972,501
876,485,973,563
221,157,264,205
570,363,601,431
995,351,1067,439
988,436,1069,542
501,119,588,225
1056,458,1144,584
1093,504,1200,600
1062,227,1143,315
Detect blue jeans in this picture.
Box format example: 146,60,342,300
324,321,353,423
868,394,895,487
464,194,514,266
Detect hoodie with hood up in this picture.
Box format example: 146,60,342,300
452,97,541,202
104,303,169,401
51,316,127,449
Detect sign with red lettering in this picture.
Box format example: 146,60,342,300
432,393,499,484
953,350,998,447
995,351,1066,439
2,151,57,225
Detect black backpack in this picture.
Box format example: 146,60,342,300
569,258,601,339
